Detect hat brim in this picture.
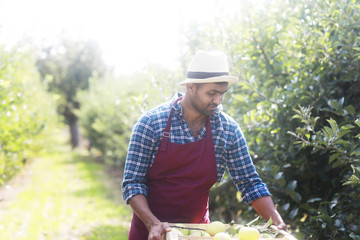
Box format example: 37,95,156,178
179,75,238,86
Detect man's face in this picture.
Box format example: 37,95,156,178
189,82,228,116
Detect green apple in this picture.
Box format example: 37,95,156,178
170,228,184,236
213,232,231,240
173,224,189,235
179,228,189,235
202,231,211,237
238,226,260,240
260,233,273,238
189,230,210,237
179,229,190,236
189,230,202,236
206,221,226,236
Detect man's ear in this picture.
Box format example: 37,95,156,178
186,83,195,94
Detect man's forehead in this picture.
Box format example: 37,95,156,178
201,82,229,91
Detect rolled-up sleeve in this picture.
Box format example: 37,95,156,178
122,113,156,204
227,126,271,205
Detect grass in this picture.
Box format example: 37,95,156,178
0,133,132,240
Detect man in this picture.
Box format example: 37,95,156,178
122,50,286,240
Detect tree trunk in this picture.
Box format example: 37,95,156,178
63,101,81,149
69,117,80,149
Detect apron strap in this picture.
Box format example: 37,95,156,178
205,115,212,139
159,96,183,151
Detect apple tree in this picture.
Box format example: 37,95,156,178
36,39,107,148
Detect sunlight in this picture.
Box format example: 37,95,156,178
0,0,244,74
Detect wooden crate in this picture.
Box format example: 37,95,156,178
165,224,297,240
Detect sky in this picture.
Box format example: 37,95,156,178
0,0,243,75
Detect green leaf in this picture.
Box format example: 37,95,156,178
246,216,260,227
227,220,238,236
258,217,273,232
337,130,351,140
286,180,298,191
340,124,355,130
343,175,360,186
296,128,304,135
287,131,298,137
344,105,355,115
307,198,322,203
329,153,341,164
355,119,360,127
338,97,344,108
349,233,360,240
322,126,333,140
328,99,339,110
271,165,280,177
289,208,299,219
327,118,339,135
335,139,349,147
310,116,320,128
291,114,303,120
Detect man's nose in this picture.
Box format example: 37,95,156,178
213,95,223,105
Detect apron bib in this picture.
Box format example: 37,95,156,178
129,97,217,239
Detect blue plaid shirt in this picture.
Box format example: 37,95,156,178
122,93,270,205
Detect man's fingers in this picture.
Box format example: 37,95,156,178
148,222,171,240
162,222,171,232
277,223,288,232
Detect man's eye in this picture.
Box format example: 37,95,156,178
208,92,216,96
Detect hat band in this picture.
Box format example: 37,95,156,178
186,71,229,79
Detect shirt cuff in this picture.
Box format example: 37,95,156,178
122,183,148,204
241,183,271,205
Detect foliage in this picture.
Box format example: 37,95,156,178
0,45,58,185
77,65,182,165
37,39,106,102
182,0,360,239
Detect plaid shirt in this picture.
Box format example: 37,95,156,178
122,93,271,205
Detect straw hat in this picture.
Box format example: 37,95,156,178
179,50,238,86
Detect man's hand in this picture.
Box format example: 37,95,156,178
275,221,288,232
129,195,171,239
148,222,171,240
251,196,288,232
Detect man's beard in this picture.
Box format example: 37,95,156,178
190,94,218,116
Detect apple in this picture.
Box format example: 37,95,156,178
260,233,273,239
170,228,184,236
206,221,226,236
189,230,210,237
179,229,190,236
202,231,211,237
213,232,231,240
189,230,202,237
173,224,189,235
238,226,260,240
179,228,189,235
